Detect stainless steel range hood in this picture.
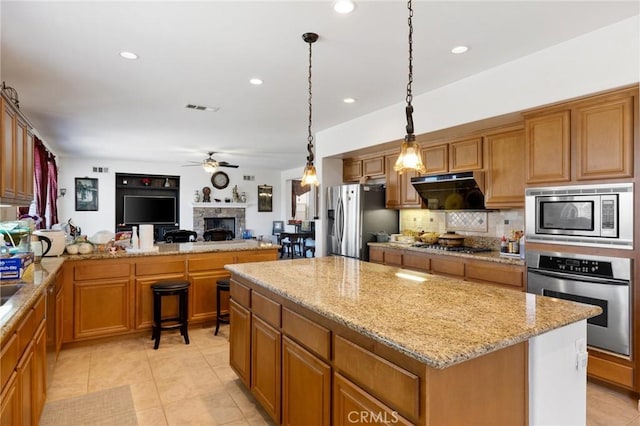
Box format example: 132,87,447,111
410,171,486,210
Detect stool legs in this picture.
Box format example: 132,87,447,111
152,288,189,350
215,280,230,336
181,290,190,344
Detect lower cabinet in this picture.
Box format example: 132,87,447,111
0,372,19,425
17,342,34,426
32,321,47,424
282,337,331,426
74,278,132,339
229,300,251,387
251,316,281,423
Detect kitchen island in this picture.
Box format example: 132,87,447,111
226,256,600,425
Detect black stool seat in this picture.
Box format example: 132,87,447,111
215,279,231,335
151,279,190,349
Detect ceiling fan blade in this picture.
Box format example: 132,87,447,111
181,164,202,167
218,161,239,168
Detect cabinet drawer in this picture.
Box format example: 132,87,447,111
252,291,281,328
334,335,420,420
282,308,330,360
33,294,45,323
588,354,634,388
136,259,185,276
74,262,130,280
431,257,464,277
16,308,35,357
402,252,430,272
384,251,403,267
189,253,236,271
0,333,17,391
230,280,251,308
466,263,523,289
235,251,278,264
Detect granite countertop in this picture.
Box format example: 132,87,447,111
226,256,600,369
64,239,278,261
0,258,64,343
368,241,525,266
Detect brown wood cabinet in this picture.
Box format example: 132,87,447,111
385,153,422,209
0,294,46,426
362,156,385,178
0,92,34,206
229,299,251,387
484,127,525,208
62,248,278,344
369,245,524,290
524,86,636,184
342,158,362,182
251,316,281,423
421,137,483,175
343,155,386,182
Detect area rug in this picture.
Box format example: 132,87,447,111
39,385,138,426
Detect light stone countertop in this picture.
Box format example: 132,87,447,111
225,256,600,369
0,257,64,343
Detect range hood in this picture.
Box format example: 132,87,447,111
410,171,486,210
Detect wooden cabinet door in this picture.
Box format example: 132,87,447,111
343,159,362,182
134,274,184,329
402,252,430,272
55,287,64,356
384,154,401,208
383,249,403,267
32,321,47,424
484,129,525,208
431,257,464,278
368,246,384,264
24,129,34,201
575,94,634,180
422,144,448,175
14,117,26,201
74,278,132,339
251,316,281,423
16,341,34,426
525,110,571,184
362,156,385,178
450,137,483,172
400,170,422,207
0,372,19,426
1,97,16,200
229,300,251,387
188,270,230,323
333,373,412,426
283,336,331,426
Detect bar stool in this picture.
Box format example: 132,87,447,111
215,278,230,335
151,280,190,350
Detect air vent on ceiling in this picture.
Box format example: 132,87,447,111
185,104,220,112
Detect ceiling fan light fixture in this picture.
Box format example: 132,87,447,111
394,0,426,175
301,32,320,187
202,159,218,173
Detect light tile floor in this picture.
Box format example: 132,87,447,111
46,324,640,425
46,324,275,426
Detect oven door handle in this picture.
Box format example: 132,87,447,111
528,269,630,286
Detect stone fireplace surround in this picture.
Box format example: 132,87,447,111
193,206,245,239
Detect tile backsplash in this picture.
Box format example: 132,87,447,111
400,208,524,246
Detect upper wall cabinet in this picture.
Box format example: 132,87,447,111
484,127,525,209
1,92,34,206
421,137,483,175
385,152,422,209
343,155,386,182
524,86,636,185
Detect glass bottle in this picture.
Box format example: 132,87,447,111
131,226,139,250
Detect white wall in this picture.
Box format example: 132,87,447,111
57,156,282,240
314,16,639,256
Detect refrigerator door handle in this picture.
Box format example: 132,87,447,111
336,195,344,245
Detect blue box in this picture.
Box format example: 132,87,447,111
0,252,34,280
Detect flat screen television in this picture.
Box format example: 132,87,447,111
123,195,177,224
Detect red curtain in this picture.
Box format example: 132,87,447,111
47,152,59,227
33,137,49,226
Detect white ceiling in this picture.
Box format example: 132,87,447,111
1,1,638,170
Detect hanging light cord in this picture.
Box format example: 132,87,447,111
306,37,315,165
405,0,415,141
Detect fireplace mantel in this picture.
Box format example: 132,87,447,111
192,202,251,208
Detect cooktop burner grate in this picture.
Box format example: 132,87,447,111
411,243,493,253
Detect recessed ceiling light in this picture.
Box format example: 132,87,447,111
119,51,139,60
343,97,356,104
333,0,355,14
451,45,469,54
249,78,263,85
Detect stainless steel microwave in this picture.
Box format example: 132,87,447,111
525,183,634,249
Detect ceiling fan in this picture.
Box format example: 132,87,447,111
182,152,239,173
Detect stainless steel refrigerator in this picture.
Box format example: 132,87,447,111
326,184,399,261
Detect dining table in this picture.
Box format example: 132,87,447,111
276,232,314,258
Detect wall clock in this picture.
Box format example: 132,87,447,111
211,171,230,189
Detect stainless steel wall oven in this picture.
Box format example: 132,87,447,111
526,250,632,357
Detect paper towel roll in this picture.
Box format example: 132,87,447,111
139,224,155,251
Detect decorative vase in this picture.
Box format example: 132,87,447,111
194,190,200,202
164,178,170,187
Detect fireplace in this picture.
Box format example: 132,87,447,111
193,207,245,239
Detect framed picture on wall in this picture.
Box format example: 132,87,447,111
75,177,99,211
258,184,273,212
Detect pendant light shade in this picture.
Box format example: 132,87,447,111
301,32,320,186
394,0,426,175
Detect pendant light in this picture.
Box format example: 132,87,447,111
394,0,426,174
300,32,320,187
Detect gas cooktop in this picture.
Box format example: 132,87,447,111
411,243,493,254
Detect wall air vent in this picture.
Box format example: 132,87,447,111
185,104,220,112
92,167,109,173
243,175,255,181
